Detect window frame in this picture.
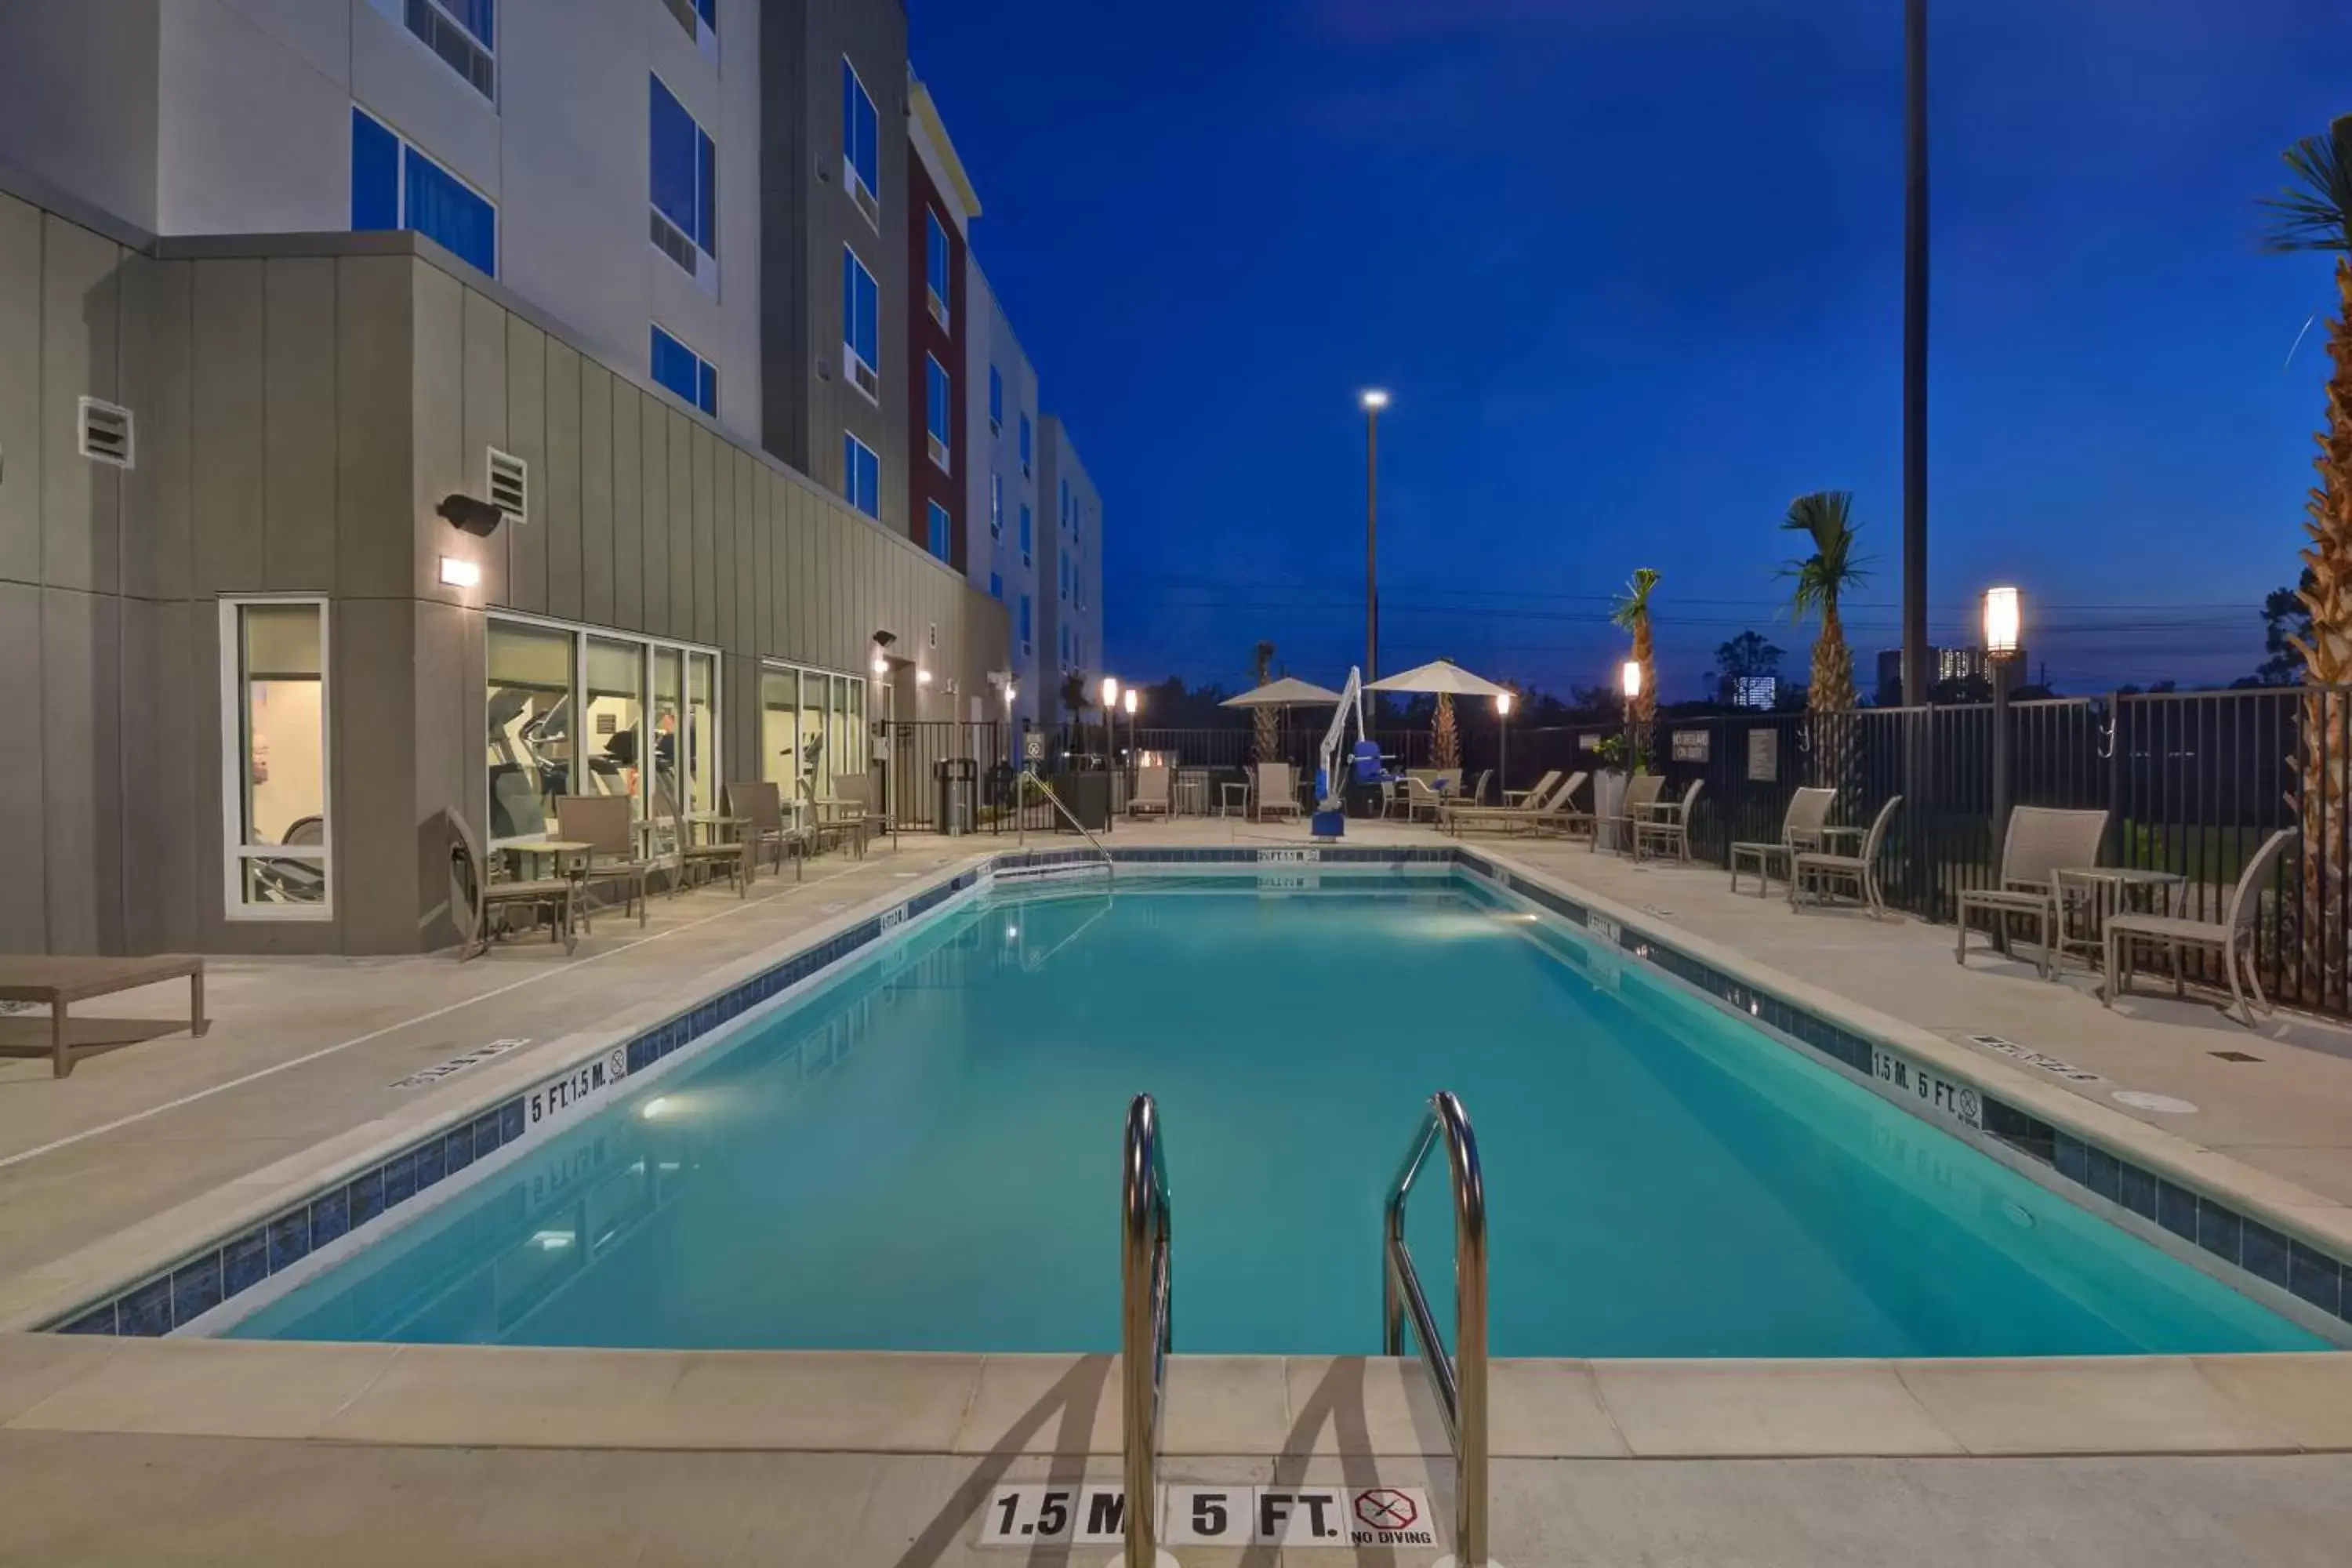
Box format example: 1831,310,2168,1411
219,595,334,922
1018,503,1032,566
387,0,497,103
989,471,1004,539
651,324,717,416
926,499,953,562
841,56,881,230
844,431,881,518
842,245,880,403
486,611,724,851
924,354,951,473
648,72,719,293
988,366,1004,435
351,105,499,278
925,209,951,328
1018,412,1032,477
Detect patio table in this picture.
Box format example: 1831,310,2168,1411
0,956,208,1078
1172,769,1210,816
2056,866,2186,972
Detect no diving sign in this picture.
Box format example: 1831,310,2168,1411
974,1483,1437,1550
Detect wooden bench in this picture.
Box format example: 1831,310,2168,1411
0,956,209,1078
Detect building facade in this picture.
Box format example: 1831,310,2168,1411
1036,416,1102,717
904,76,974,574
966,267,1042,729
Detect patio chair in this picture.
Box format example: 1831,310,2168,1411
1465,768,1492,806
555,793,658,927
1729,787,1837,897
724,781,808,881
1633,779,1704,862
1955,806,2111,980
795,776,861,857
448,811,576,960
662,794,749,898
1503,770,1562,810
1381,778,1412,821
1402,775,1451,823
2104,827,2296,1026
1253,762,1302,822
831,774,877,855
1791,795,1903,917
1129,763,1174,817
1599,773,1665,854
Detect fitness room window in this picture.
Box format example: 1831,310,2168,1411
222,598,332,917
759,662,866,804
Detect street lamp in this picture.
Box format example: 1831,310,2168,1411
1123,686,1140,774
1360,389,1390,704
1984,586,2023,845
1620,658,1643,772
1494,689,1514,799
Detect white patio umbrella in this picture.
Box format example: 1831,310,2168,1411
1221,677,1345,768
1363,659,1507,696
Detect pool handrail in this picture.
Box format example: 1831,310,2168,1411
1120,1092,1173,1567
1382,1090,1489,1565
1022,767,1114,881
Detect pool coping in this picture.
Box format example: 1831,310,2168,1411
13,841,2350,1352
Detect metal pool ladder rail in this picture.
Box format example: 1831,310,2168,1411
1121,1093,1173,1567
1021,768,1114,881
1384,1091,1490,1566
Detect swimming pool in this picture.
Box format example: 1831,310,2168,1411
225,869,2325,1356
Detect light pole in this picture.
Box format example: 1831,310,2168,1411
1494,689,1514,801
1901,0,1929,709
1360,389,1389,701
1619,660,1643,774
1983,586,2022,847
1123,686,1139,771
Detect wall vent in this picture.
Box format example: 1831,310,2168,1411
487,448,528,523
78,397,134,469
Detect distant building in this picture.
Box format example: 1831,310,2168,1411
1037,416,1101,706
1873,646,2028,706
967,266,1043,728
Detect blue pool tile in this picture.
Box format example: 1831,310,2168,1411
223,1227,269,1297
2240,1220,2292,1290
470,1112,503,1160
499,1099,525,1144
2084,1147,2122,1205
2117,1162,2158,1221
348,1168,386,1227
383,1152,417,1209
628,1037,655,1073
170,1253,223,1325
267,1209,310,1272
416,1136,446,1191
2198,1202,2242,1266
2055,1133,2091,1187
2157,1180,2199,1241
118,1276,172,1338
59,1303,116,1336
444,1127,474,1176
310,1187,350,1246
2288,1243,2343,1318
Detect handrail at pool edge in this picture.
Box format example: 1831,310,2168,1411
1121,1093,1173,1567
1383,1090,1489,1566
1022,767,1115,881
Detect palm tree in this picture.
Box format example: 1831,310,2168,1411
1250,640,1283,764
2261,113,2352,1008
1610,568,1661,754
1432,691,1461,770
1780,492,1868,716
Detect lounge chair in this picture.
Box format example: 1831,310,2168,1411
1791,794,1903,917
450,811,577,960
1502,770,1562,810
725,781,808,881
1730,786,1837,896
1599,773,1665,854
556,793,658,926
1955,806,2111,980
1440,771,1581,837
1253,762,1302,822
1130,764,1173,817
2104,827,2296,1025
1465,768,1492,806
1633,779,1704,862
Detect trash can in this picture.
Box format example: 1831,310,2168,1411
934,757,978,836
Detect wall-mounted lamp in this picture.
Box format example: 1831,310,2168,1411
437,493,506,537
438,556,481,588
916,667,934,687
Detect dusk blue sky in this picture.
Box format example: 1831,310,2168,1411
911,0,2350,700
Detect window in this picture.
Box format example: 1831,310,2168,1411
1059,554,1069,601
649,76,717,286
989,473,1003,539
924,354,951,472
583,637,644,819
1018,503,1032,565
988,366,1003,434
760,663,862,800
841,58,880,227
842,246,880,401
1019,593,1032,652
487,620,572,842
1018,412,1032,477
927,500,952,562
1060,624,1069,662
222,599,330,916
989,572,1002,600
651,326,717,416
844,432,880,518
351,107,496,277
401,0,495,101
1059,478,1071,532
659,0,717,60
925,210,950,328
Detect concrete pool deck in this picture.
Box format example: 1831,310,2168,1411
4,817,2352,1562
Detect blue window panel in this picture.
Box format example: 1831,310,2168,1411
652,328,716,416
989,473,1003,538
842,59,879,201
445,0,494,46
1020,595,1032,642
351,109,400,232
989,572,1003,600
650,76,716,256
405,142,495,275
842,247,878,372
1060,479,1070,528
926,357,950,448
989,367,1003,430
844,433,880,518
696,0,716,26
1019,504,1032,556
1018,414,1032,470
927,501,952,561
926,211,950,309
1061,625,1069,661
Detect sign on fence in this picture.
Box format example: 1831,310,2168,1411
1672,730,1709,763
1748,728,1778,782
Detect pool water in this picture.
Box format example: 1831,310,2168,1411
230,873,2325,1356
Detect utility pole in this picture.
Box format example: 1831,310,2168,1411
1900,0,1929,708
1361,389,1389,720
